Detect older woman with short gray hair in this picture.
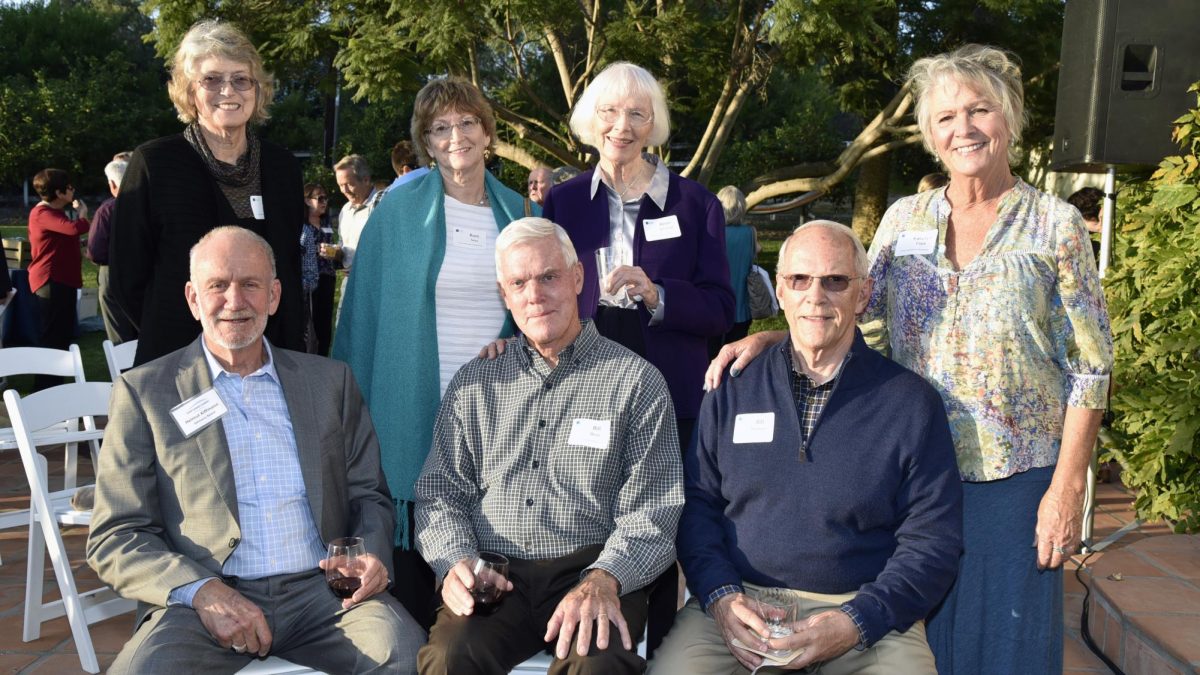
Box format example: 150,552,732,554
109,18,305,365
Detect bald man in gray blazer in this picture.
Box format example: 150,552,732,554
87,226,423,674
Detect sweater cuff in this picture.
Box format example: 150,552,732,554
841,594,887,648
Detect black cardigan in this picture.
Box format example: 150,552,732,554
108,133,305,365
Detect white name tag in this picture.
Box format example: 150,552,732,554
732,412,775,444
451,227,486,249
643,215,682,241
567,418,611,449
894,230,937,256
169,388,229,438
250,195,265,220
321,227,334,235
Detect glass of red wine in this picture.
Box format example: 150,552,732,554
470,551,509,614
326,536,366,601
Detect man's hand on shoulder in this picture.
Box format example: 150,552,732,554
192,578,272,657
545,568,630,659
710,593,768,671
318,552,389,610
766,608,859,670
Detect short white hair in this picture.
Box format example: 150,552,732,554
104,160,127,187
190,225,276,280
716,186,746,225
495,217,579,279
569,62,671,148
778,220,868,277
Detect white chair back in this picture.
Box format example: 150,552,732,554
102,339,139,382
0,345,92,539
5,382,134,673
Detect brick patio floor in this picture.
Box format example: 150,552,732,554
0,444,1178,673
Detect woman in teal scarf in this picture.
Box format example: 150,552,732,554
332,78,535,627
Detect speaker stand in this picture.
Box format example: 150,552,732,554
1099,168,1116,278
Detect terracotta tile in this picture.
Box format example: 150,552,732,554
23,652,115,674
1126,614,1200,666
0,610,71,651
1134,535,1200,554
1064,593,1085,631
59,614,136,654
0,582,28,612
1063,631,1108,671
0,653,39,673
1091,576,1200,615
1091,549,1170,579
1140,549,1200,582
1124,630,1187,675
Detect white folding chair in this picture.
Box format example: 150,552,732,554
236,656,326,674
6,382,135,673
0,345,92,541
102,339,138,382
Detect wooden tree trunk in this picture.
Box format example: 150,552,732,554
850,152,891,246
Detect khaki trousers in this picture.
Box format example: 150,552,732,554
649,585,935,675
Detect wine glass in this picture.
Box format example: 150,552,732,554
470,551,510,614
755,588,799,657
326,537,366,600
595,245,633,304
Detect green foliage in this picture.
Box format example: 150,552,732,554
1103,82,1200,533
0,0,176,192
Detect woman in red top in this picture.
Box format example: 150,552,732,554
28,168,89,382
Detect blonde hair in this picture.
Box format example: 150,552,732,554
410,78,497,166
908,44,1026,165
569,62,671,148
167,19,274,126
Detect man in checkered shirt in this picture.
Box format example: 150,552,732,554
651,222,962,674
414,217,683,674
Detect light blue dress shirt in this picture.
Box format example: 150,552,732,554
168,339,326,607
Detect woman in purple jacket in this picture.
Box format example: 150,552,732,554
543,62,734,452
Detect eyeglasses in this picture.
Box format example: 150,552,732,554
779,274,862,292
427,116,481,139
197,73,257,92
596,105,653,127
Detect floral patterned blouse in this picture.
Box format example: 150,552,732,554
862,179,1113,482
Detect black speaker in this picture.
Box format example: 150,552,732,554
1051,0,1200,172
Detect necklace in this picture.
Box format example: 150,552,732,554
615,161,650,201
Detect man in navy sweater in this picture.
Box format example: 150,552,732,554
651,221,962,674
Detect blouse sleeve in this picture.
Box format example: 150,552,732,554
1050,203,1113,409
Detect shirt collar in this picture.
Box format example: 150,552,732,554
517,320,600,370
347,189,377,213
201,336,280,384
589,154,670,211
780,337,851,387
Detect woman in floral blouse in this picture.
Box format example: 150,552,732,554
706,45,1112,674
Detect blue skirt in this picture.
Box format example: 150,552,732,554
927,466,1063,674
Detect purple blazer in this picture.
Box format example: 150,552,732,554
543,168,734,419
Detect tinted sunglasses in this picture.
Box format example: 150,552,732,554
779,274,861,292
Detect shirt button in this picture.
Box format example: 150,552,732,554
532,460,540,469
228,537,239,548
526,498,534,506
538,420,546,428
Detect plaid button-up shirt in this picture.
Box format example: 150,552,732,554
414,321,683,594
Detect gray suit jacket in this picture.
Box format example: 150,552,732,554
86,337,395,622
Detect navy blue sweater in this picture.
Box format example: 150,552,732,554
678,331,963,647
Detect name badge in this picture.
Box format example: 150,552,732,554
732,412,775,444
643,215,682,242
169,388,229,438
250,195,266,220
321,227,334,235
567,418,611,450
451,227,486,249
895,230,937,256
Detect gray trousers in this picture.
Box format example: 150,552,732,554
97,265,137,344
649,586,935,675
109,570,425,674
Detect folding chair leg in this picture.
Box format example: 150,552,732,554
43,514,100,673
23,510,46,642
64,441,78,491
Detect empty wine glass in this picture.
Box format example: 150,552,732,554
470,551,510,614
595,244,633,305
755,588,799,657
326,536,366,600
